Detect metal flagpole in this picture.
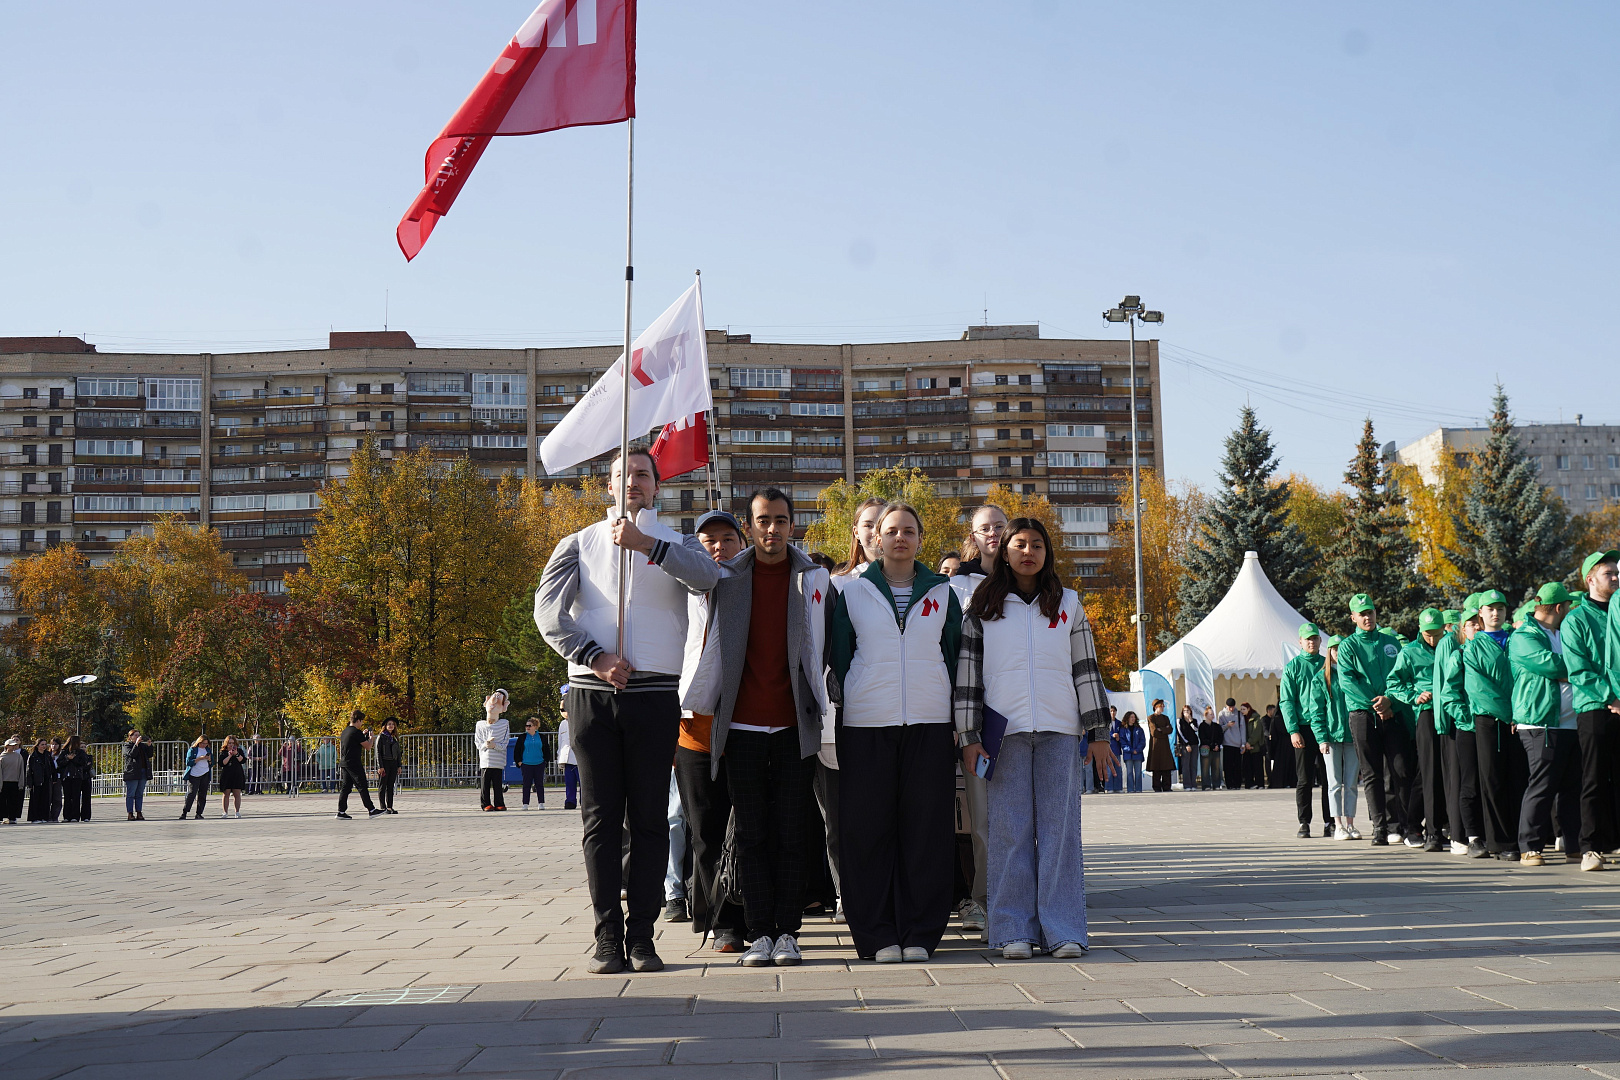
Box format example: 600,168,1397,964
696,270,721,513
614,117,636,661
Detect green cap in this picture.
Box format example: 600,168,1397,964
1441,608,1461,626
1298,622,1321,639
1581,550,1620,581
1348,593,1376,614
1536,581,1576,605
1463,592,1482,609
1478,588,1509,608
1418,607,1445,631
1322,634,1342,648
1513,601,1535,624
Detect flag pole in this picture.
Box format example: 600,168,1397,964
614,117,636,662
696,269,721,514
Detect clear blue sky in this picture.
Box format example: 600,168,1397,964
3,2,1616,490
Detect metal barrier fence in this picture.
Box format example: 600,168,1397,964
85,732,563,799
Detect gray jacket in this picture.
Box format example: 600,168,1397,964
702,545,830,776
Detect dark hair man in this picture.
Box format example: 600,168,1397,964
535,449,721,974
338,709,383,820
1510,583,1578,867
1560,550,1620,871
1281,624,1333,836
685,488,831,967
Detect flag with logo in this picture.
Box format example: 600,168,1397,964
397,0,637,261
540,278,710,474
649,412,708,480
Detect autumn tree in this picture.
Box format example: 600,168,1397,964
1390,453,1471,592
102,515,243,686
3,544,107,717
978,484,1074,581
804,468,963,570
1282,473,1349,556
292,440,531,730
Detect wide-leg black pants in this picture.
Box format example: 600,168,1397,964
1578,710,1620,855
726,727,814,940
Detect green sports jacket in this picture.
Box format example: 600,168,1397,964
1562,598,1612,714
1305,663,1352,745
1509,617,1568,729
1463,631,1514,723
1279,651,1324,736
1386,637,1436,732
1336,628,1401,712
1432,631,1472,735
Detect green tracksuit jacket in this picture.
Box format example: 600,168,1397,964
1463,631,1514,723
1336,628,1401,713
1432,631,1472,735
1305,664,1352,745
1509,617,1568,729
1279,651,1324,737
1562,598,1612,714
1386,637,1436,733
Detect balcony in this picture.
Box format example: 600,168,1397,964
0,481,71,495
3,393,74,409
0,424,74,438
0,539,46,553
979,465,1047,479
326,392,405,405
406,391,471,405
266,392,324,406
975,438,1038,451
331,420,397,434
410,419,472,432
70,395,139,410
260,421,328,435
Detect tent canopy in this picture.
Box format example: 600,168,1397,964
1146,550,1308,682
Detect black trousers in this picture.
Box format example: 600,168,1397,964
1348,710,1414,837
1578,710,1620,854
62,779,90,821
726,727,814,940
1293,729,1331,826
377,766,398,810
479,768,505,809
814,761,843,897
674,745,743,936
1243,750,1264,788
0,780,21,820
520,763,546,805
1412,710,1447,841
339,766,375,813
1221,746,1243,789
1474,715,1527,854
1151,769,1173,792
182,774,211,816
571,687,681,945
1519,728,1581,855
1451,728,1484,844
837,723,955,958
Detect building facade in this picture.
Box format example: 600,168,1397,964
0,325,1162,622
1395,422,1619,507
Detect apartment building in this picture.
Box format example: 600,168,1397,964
1394,421,1620,507
0,325,1162,622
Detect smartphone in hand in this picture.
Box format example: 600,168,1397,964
973,753,991,779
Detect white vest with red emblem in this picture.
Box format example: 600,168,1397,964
840,576,955,728
980,588,1083,737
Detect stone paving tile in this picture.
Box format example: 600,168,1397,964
1202,1035,1446,1074
1404,1029,1620,1066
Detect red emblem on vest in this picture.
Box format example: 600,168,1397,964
1049,610,1068,629
813,589,822,603
920,597,939,617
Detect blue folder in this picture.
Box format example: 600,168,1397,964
979,705,1009,781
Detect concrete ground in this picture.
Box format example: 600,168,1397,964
2,786,1619,1079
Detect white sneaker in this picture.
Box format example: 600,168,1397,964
1582,851,1605,872
1450,841,1470,855
770,935,802,966
741,935,775,967
960,901,987,931
1555,835,1565,852
1002,941,1033,960
1049,942,1085,959
1335,827,1353,840
873,945,903,963
901,947,929,963
1404,835,1424,848
1347,827,1363,840
832,898,844,924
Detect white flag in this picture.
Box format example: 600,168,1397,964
540,279,712,474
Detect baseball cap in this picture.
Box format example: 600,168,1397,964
1441,609,1461,626
694,509,742,536
1513,601,1535,624
1581,549,1620,581
1418,607,1445,632
558,684,570,699
1536,581,1576,605
1298,622,1321,639
1348,593,1376,614
1460,592,1482,621
1322,634,1342,649
1477,589,1509,608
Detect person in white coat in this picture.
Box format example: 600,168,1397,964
556,685,578,810
955,517,1117,959
474,690,511,812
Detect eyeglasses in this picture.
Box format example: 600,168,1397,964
971,524,1003,536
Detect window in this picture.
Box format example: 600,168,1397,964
211,467,261,482
731,455,791,472
1583,455,1594,470
949,377,962,388
854,401,905,417
856,434,879,446
211,494,266,512
916,377,937,389
1611,483,1620,499
1059,505,1109,526
540,411,565,423
381,383,395,395
997,429,1010,441
75,495,199,512
76,378,138,398
408,373,467,394
472,407,525,421
22,415,36,428
731,367,787,389
1049,451,1108,468
995,401,1010,413
1018,374,1032,385
146,378,202,411
248,579,288,595
409,432,470,449
1063,533,1107,549
267,492,322,511
146,412,200,428
1610,455,1619,470
1048,423,1099,438
473,435,527,448
472,373,526,406
792,456,843,471
734,403,782,417
356,383,371,395
1019,401,1033,413
265,519,317,537
1021,428,1033,440
793,372,841,391
732,429,790,444
790,402,843,417
263,549,308,565
1556,455,1570,470
75,439,139,456
355,411,371,423
796,433,843,446
1557,484,1571,499
1587,484,1600,500
994,374,1008,386
856,379,881,392
889,380,904,391
22,387,38,399
78,411,142,429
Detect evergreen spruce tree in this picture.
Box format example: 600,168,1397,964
84,644,136,743
1307,419,1429,636
1446,385,1578,605
1177,407,1316,634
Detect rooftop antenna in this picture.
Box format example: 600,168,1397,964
983,294,988,325
384,290,389,331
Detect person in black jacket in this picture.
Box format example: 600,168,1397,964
58,736,95,822
1197,708,1224,792
512,717,548,809
46,738,65,821
26,739,54,823
123,730,153,820
375,717,402,814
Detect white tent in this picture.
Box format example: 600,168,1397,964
1144,550,1308,711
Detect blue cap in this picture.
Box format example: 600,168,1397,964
695,509,742,535
558,684,570,698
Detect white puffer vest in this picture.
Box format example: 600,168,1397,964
570,508,692,679
981,588,1083,737
948,573,984,611
841,576,956,728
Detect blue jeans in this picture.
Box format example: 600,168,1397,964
665,770,687,902
1324,742,1359,818
986,731,1088,951
125,778,147,815
1200,747,1222,790
1124,760,1144,793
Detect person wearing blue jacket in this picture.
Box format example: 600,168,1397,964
1118,712,1147,793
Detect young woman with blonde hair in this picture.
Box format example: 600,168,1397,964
217,735,248,818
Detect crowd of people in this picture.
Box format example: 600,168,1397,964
0,734,97,823
535,452,1116,974
1278,554,1620,872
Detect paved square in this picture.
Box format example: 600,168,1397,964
3,787,1620,1079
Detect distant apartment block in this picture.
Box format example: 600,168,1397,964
1395,420,1620,506
0,325,1162,623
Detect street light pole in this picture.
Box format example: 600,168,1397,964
1103,296,1164,674
63,674,97,739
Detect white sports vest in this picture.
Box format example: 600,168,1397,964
570,508,691,678
980,588,1083,737
841,576,955,728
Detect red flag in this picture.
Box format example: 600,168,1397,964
397,0,637,261
649,413,708,481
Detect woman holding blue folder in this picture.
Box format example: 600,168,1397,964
953,517,1116,960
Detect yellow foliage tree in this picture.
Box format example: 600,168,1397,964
102,514,243,685
514,473,614,570
1280,472,1349,554
978,484,1076,582
1390,457,1469,591
3,543,108,719
803,468,963,570
282,670,399,738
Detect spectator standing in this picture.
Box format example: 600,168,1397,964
1280,624,1332,836
217,735,247,818
954,515,1114,960
474,693,511,812
1465,590,1524,860
375,718,402,813
675,510,748,951
1218,700,1244,790
181,736,212,819
513,717,547,809
534,449,720,975
1175,706,1199,791
556,691,578,810
337,710,383,819
47,738,63,821
1146,702,1175,792
1387,608,1447,850
0,737,23,823
1198,707,1224,791
280,735,301,794
1510,583,1580,867
1104,707,1124,793
828,501,962,963
1337,594,1414,846
314,737,338,792
1241,703,1266,788
58,736,95,822
1309,637,1361,840
1563,550,1620,871
1439,596,1488,858
26,739,53,823
1265,705,1295,788
122,730,152,821
690,489,831,968
1118,712,1146,792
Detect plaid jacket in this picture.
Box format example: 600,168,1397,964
952,588,1112,747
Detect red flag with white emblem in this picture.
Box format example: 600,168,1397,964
540,277,711,473
397,0,636,260
649,413,708,480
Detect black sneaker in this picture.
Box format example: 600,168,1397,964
564,802,577,810
587,939,625,974
1423,837,1445,852
664,898,690,923
336,812,353,820
1322,825,1336,837
1496,850,1520,862
1370,833,1390,846
368,808,386,818
712,929,744,953
1467,840,1489,859
1296,824,1311,838
627,940,664,972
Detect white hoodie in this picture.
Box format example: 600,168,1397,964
474,717,510,770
